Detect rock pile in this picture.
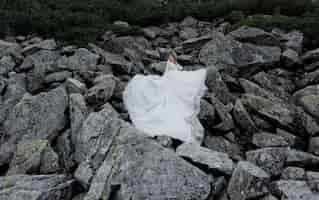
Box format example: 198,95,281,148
0,17,319,200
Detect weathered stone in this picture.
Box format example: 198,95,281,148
83,118,211,200
281,167,306,180
246,147,288,177
295,107,319,136
69,93,89,148
0,55,15,76
227,161,270,200
228,26,280,46
56,129,75,172
1,87,68,164
283,31,304,54
295,92,319,121
177,143,234,175
74,161,93,190
142,27,157,39
309,137,319,156
44,71,72,84
57,48,99,71
199,100,215,130
66,78,87,94
276,129,305,149
0,174,73,200
242,94,296,130
113,20,129,27
22,39,57,56
206,66,235,104
180,27,199,40
181,35,212,52
0,40,22,59
304,61,319,71
153,135,174,149
0,76,6,94
239,78,277,100
252,132,289,147
199,32,281,71
302,48,319,63
180,16,198,28
271,180,318,200
282,48,301,67
232,99,257,135
286,149,319,168
204,136,243,160
260,195,278,200
7,139,59,175
85,75,116,106
297,68,319,89
211,95,235,132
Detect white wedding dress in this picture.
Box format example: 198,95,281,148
123,60,207,144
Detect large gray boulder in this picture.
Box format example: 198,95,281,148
227,161,270,200
246,147,288,177
293,85,319,121
1,87,68,164
228,26,280,46
0,174,74,200
271,180,319,200
252,132,289,147
199,32,281,71
232,99,258,135
0,40,22,59
177,143,234,175
22,39,57,56
286,149,319,168
0,55,15,76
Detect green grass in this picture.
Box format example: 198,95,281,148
1,0,319,45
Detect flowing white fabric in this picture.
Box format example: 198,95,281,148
123,62,207,144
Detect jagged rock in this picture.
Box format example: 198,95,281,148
74,104,119,163
0,76,6,94
238,78,276,100
66,78,87,94
304,61,319,71
252,132,289,147
282,48,301,67
241,94,296,131
83,120,211,200
72,194,86,200
293,85,319,121
180,27,199,40
295,107,319,136
281,167,306,180
181,35,212,52
177,143,234,175
0,73,26,124
1,87,68,165
251,114,274,131
260,195,278,200
85,75,116,106
307,171,319,180
0,40,22,59
212,176,227,196
0,174,74,200
199,100,216,130
232,99,257,135
302,48,319,63
69,93,89,147
0,55,15,76
57,48,99,71
199,32,281,71
309,137,319,156
74,161,93,190
271,180,318,200
7,139,59,175
252,71,294,101
56,129,75,172
246,147,288,177
24,50,61,92
88,43,131,74
206,66,235,104
211,95,235,132
22,39,57,56
297,68,319,88
228,26,280,46
283,31,304,54
44,71,72,84
276,129,305,149
286,149,319,168
180,16,198,28
227,161,270,200
153,135,174,149
142,27,157,39
204,136,243,160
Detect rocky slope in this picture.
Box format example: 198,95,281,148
0,16,319,200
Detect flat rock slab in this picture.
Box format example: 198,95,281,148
177,143,234,175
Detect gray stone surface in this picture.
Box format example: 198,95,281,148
227,161,270,200
0,55,15,76
0,174,73,200
309,137,319,156
286,149,319,168
252,132,289,147
246,147,288,177
204,136,243,160
232,99,257,135
199,32,281,71
281,167,306,180
282,48,301,67
177,143,234,175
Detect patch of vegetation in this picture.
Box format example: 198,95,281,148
1,0,318,45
